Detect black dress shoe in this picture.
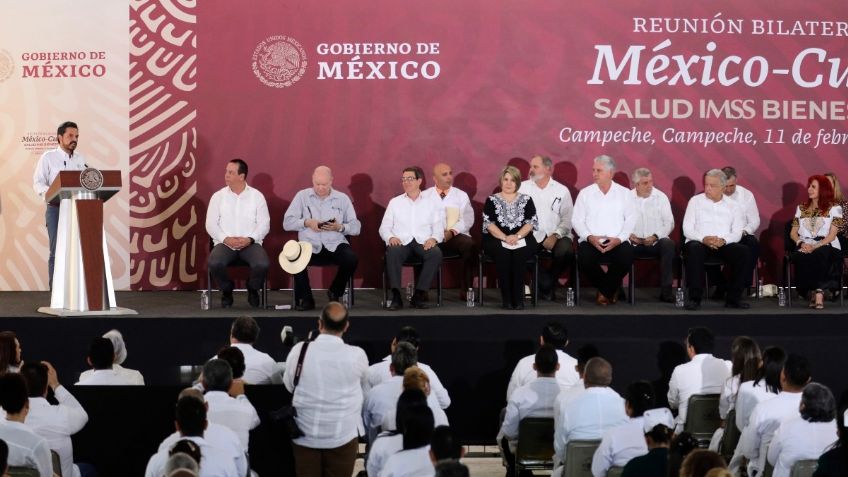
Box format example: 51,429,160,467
711,286,727,300
387,290,403,310
221,291,234,308
659,287,675,303
514,302,525,310
327,289,342,302
295,297,315,311
248,288,260,308
683,299,701,311
410,291,429,309
725,300,751,309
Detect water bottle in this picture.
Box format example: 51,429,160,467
675,288,685,308
466,288,475,307
200,290,210,310
778,286,786,307
566,288,575,307
758,278,764,298
342,290,350,308
406,282,414,302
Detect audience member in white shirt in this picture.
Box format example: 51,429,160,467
226,316,277,385
22,362,88,477
78,329,144,385
163,451,200,477
571,155,637,305
554,344,601,412
629,167,676,302
0,374,55,477
734,346,784,432
367,389,428,477
681,168,751,310
429,425,464,466
379,166,444,310
553,358,628,476
734,353,811,477
423,163,476,297
708,336,761,451
716,166,761,292
200,359,260,452
521,155,575,300
366,326,451,410
381,367,449,433
667,327,732,434
76,337,142,386
283,302,369,477
379,404,435,477
499,345,569,476
592,381,656,477
144,396,239,477
205,159,271,308
506,322,580,401
768,383,838,477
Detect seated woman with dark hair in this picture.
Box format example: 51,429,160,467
482,165,538,310
789,175,843,309
592,381,655,476
379,401,436,477
734,346,785,431
768,382,838,477
813,391,848,477
0,331,22,376
621,408,675,477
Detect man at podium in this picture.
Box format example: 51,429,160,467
205,159,271,308
32,121,88,290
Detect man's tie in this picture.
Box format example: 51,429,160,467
439,191,446,199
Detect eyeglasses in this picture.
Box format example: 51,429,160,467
401,177,418,183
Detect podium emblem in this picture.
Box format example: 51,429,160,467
80,168,104,191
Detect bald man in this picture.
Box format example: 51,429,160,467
422,163,476,297
284,166,362,311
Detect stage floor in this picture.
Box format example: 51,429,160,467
4,288,844,318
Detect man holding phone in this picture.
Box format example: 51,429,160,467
284,166,361,311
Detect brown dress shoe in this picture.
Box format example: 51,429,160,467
596,292,610,306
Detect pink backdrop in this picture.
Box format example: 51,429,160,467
131,0,848,289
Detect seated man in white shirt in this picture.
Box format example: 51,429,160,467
681,168,751,310
365,326,451,410
367,389,428,477
553,358,628,475
667,327,731,434
227,316,276,384
629,168,676,303
283,302,369,477
76,337,142,386
430,425,464,466
201,359,260,453
78,329,144,385
21,362,89,477
506,322,579,401
379,166,444,310
205,159,271,308
591,381,655,477
145,395,240,477
0,374,55,477
572,155,637,305
424,163,476,299
734,353,811,477
709,166,760,298
555,344,602,409
499,345,568,477
522,155,574,301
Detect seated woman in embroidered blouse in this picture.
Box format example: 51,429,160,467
789,175,843,309
482,165,539,310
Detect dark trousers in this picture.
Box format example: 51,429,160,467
46,205,60,290
577,241,634,299
710,234,759,288
792,245,841,294
538,236,574,292
438,234,476,289
483,236,536,307
633,238,676,289
294,243,358,299
684,241,750,301
208,243,270,293
385,241,442,291
292,437,359,477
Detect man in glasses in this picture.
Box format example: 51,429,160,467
522,155,574,301
379,166,444,310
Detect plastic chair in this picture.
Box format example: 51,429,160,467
515,417,556,476
606,467,624,477
719,408,741,462
563,439,601,477
51,449,62,476
206,238,268,308
7,467,39,477
789,459,818,477
683,393,721,447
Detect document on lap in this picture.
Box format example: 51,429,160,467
502,239,527,250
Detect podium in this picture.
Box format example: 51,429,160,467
38,169,136,316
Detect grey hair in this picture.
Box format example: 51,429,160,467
704,169,728,187
594,155,616,171
532,155,553,169
164,452,200,476
202,359,233,392
721,166,737,179
103,329,127,365
631,168,652,185
801,382,836,423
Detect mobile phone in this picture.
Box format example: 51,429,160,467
319,218,337,227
